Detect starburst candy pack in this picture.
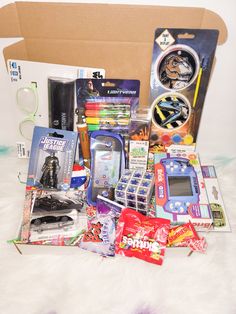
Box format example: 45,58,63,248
149,28,218,152
115,208,170,265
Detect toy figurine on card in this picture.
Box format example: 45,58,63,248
40,152,60,189
26,127,78,191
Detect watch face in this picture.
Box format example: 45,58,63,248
151,93,191,130
156,45,200,91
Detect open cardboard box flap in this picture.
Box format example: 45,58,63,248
0,2,227,105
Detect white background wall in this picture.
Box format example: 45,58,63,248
0,0,236,157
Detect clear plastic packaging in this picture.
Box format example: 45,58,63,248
115,169,154,214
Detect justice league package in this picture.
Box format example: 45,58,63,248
20,126,81,243
149,28,219,152
26,126,78,191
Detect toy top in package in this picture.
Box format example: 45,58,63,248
76,79,140,133
115,208,170,266
26,126,78,191
149,28,219,152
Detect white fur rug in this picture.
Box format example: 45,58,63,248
0,149,236,314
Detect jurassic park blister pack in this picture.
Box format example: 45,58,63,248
149,28,218,152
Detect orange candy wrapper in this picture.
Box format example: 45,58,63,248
167,221,207,253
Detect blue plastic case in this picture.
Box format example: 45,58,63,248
87,130,125,205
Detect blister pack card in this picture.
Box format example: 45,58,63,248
76,79,140,135
149,28,219,152
7,59,105,159
201,165,231,232
87,131,125,205
26,126,77,191
154,150,213,230
129,108,151,170
21,189,88,243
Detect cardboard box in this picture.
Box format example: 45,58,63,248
0,2,227,106
13,238,190,258
0,1,227,254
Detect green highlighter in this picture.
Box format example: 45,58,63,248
85,109,130,118
88,124,100,131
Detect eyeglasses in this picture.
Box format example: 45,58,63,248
17,171,27,185
16,82,38,141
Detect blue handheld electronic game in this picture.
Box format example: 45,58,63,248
155,157,199,221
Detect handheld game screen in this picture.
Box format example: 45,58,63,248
168,176,193,197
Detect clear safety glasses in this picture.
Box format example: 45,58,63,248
16,82,38,141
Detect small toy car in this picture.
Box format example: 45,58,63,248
33,194,83,213
30,215,74,233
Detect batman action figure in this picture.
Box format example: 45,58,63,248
40,152,60,189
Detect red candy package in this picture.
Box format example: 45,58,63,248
115,208,170,265
167,221,207,254
167,221,199,247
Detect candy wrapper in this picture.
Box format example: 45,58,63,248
96,195,124,219
79,198,123,257
167,221,207,253
115,208,170,265
78,215,116,257
86,205,97,220
188,237,207,254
